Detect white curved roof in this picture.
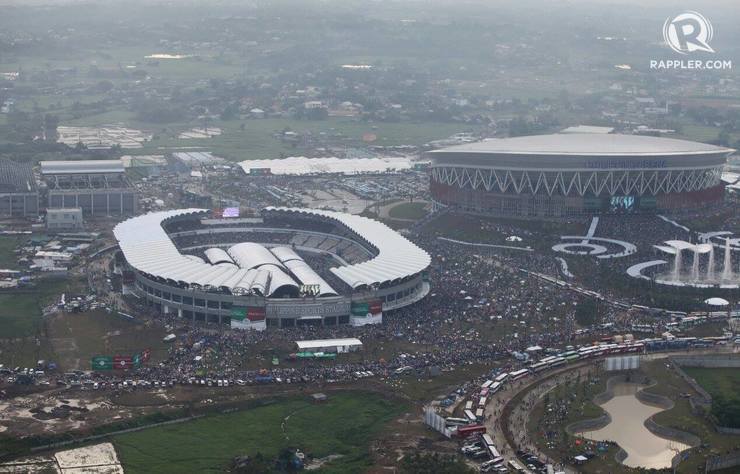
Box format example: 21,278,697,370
266,207,431,288
270,246,337,296
204,248,234,265
259,263,299,296
430,133,734,157
114,208,430,294
704,297,729,306
228,242,283,270
270,246,303,263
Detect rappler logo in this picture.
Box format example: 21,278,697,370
662,11,714,54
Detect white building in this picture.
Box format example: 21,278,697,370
46,208,84,230
295,338,363,353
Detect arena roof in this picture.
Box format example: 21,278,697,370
40,159,125,175
114,207,429,295
560,125,614,134
428,134,733,157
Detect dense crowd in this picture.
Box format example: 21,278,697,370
63,214,726,390
90,232,630,387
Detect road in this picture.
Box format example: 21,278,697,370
482,347,736,473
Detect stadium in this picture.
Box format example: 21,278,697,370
113,207,431,329
428,133,734,219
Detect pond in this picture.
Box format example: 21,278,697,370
577,382,689,469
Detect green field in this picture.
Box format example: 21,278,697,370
47,310,170,371
113,392,405,474
683,367,740,403
0,278,83,340
387,201,428,221
0,236,22,269
62,114,466,161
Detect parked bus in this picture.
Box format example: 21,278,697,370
508,459,526,472
510,368,530,380
445,417,469,426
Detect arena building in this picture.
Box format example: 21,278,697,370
40,160,138,217
427,133,734,219
113,207,431,330
0,158,38,217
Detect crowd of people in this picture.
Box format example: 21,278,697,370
82,228,641,389
57,213,726,392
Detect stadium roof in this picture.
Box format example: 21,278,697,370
428,134,734,157
0,159,36,193
40,159,125,175
114,207,428,295
239,156,412,175
266,207,431,288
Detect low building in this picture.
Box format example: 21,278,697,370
120,155,167,177
310,393,328,403
295,338,363,353
46,208,83,230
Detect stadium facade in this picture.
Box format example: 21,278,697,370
0,158,38,217
428,133,734,219
40,160,138,217
113,207,431,329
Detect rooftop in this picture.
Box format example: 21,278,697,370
296,338,363,349
114,207,431,294
429,133,734,157
0,159,36,193
40,159,125,175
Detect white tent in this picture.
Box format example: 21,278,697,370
704,297,729,306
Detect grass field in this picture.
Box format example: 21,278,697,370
682,367,740,404
47,310,170,371
387,201,428,221
113,392,405,473
0,277,83,340
0,278,86,368
0,236,22,269
64,114,466,161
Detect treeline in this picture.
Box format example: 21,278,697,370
712,396,740,429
